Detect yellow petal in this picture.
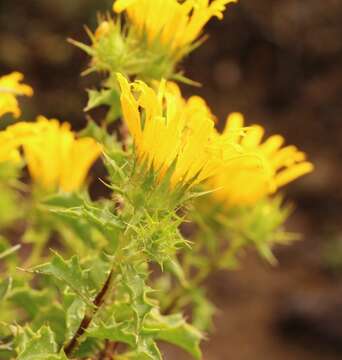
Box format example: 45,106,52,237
275,162,314,188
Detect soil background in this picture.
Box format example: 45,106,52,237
1,1,342,359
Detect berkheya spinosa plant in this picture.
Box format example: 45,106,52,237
0,1,314,359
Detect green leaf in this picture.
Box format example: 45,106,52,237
116,339,162,360
73,337,100,358
8,287,52,318
32,252,94,307
120,265,155,330
85,88,120,113
32,304,66,346
192,289,216,332
136,338,162,360
164,259,189,288
65,297,86,342
87,321,136,347
48,202,124,251
144,311,203,359
15,326,67,360
85,88,121,124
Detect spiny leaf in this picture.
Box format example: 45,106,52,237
15,326,67,360
32,252,94,307
85,88,120,118
87,321,136,347
144,311,203,359
65,298,86,342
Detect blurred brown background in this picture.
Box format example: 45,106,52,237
1,1,342,359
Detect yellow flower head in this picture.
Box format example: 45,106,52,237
209,113,314,206
7,117,103,192
117,73,243,188
113,0,237,56
0,72,33,119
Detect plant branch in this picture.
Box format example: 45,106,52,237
64,269,114,357
97,340,119,360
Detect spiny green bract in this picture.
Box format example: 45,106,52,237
72,17,177,84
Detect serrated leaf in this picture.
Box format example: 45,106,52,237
49,202,124,251
65,297,86,342
85,88,119,113
144,311,203,359
32,304,66,346
87,321,136,347
43,193,98,251
121,265,155,330
16,326,67,360
136,338,162,360
32,252,93,307
117,338,162,360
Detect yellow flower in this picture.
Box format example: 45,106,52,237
7,117,103,192
209,113,314,206
0,72,33,118
0,130,21,164
113,0,237,57
117,73,244,187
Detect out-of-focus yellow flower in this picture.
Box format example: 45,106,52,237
0,72,33,119
8,117,102,192
113,0,237,57
209,113,314,206
117,73,245,187
0,131,21,164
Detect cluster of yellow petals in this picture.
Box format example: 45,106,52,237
117,73,243,187
117,74,313,202
2,117,102,192
0,72,33,119
210,113,314,206
113,0,237,55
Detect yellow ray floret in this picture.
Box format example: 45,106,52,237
209,113,314,206
7,117,102,192
0,72,33,119
113,0,237,55
117,73,246,187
